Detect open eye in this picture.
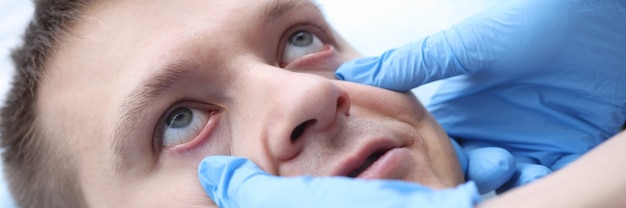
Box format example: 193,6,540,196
281,30,325,65
161,107,210,146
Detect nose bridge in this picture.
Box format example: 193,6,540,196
261,72,351,162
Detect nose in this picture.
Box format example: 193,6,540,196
262,74,351,161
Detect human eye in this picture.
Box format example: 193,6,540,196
280,30,326,66
157,105,216,148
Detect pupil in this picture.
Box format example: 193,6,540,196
166,108,193,128
288,31,313,47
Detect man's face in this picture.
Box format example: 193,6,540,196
37,0,463,207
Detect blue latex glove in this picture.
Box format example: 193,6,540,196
337,0,625,193
459,141,551,194
199,156,480,208
451,138,516,194
336,0,626,91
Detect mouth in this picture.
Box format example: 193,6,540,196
346,150,387,178
332,139,403,179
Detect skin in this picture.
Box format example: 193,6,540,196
36,0,463,207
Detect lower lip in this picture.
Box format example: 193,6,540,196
357,148,413,180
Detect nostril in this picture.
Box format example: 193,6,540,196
337,96,347,113
291,119,316,142
336,91,351,116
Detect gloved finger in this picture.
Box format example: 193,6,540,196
335,44,444,91
496,162,552,194
335,33,470,91
335,57,382,85
433,0,572,74
465,147,516,194
337,0,578,92
199,156,481,208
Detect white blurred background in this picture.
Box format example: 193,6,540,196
0,0,497,206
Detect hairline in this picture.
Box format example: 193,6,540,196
1,0,99,207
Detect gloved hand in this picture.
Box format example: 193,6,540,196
451,138,511,194
451,139,551,194
458,141,551,194
336,0,626,91
199,156,481,208
336,0,624,193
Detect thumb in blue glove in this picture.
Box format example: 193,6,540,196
199,156,480,208
451,139,515,194
453,140,552,194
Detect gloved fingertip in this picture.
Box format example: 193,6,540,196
335,71,346,80
335,57,381,82
200,156,283,207
199,156,271,188
469,147,516,172
467,147,516,194
198,156,225,184
198,156,244,182
198,156,253,204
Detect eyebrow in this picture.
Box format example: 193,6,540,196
261,0,322,24
111,60,197,172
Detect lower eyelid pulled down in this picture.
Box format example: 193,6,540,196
155,103,221,153
162,108,209,146
281,31,325,64
277,24,334,67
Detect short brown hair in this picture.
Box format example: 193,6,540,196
1,0,92,207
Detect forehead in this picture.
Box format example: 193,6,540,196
39,0,327,153
39,0,323,116
84,0,319,62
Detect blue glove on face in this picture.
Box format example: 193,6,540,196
199,156,481,208
198,139,517,208
337,0,625,193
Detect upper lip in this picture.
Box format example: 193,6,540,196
331,138,401,177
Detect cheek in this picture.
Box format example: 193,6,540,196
224,109,277,174
310,71,337,80
132,170,216,207
415,115,465,187
380,92,429,121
